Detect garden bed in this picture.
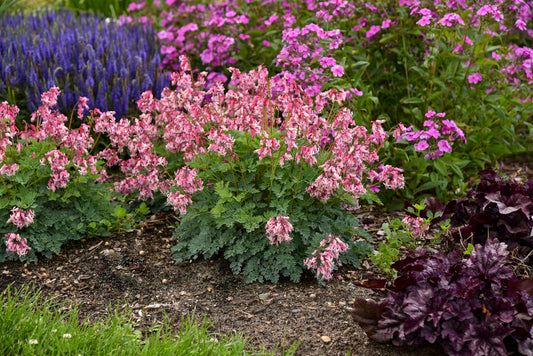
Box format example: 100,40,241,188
0,209,446,355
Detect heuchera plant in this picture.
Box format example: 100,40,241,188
352,239,533,355
0,8,169,119
443,169,533,260
0,89,125,262
92,55,405,283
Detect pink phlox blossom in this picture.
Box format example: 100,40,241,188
5,233,31,257
417,15,432,26
265,215,294,246
468,73,483,84
515,19,527,31
264,14,279,26
414,140,430,151
7,208,35,230
452,45,463,54
319,56,336,68
437,139,452,153
439,13,465,26
365,25,381,39
127,1,145,11
304,234,348,281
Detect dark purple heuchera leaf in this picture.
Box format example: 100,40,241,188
352,239,533,355
440,170,533,261
463,317,512,356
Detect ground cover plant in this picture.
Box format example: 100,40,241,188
1,0,533,355
0,7,169,119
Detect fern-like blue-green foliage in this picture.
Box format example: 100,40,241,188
0,140,126,262
172,132,374,283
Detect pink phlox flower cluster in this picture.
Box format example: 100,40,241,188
397,111,466,159
265,215,294,246
7,207,35,230
128,1,146,12
468,73,483,84
5,233,31,257
304,234,348,281
439,13,465,26
316,0,356,22
402,215,429,239
276,23,345,95
155,1,249,72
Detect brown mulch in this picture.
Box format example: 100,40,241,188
0,159,531,355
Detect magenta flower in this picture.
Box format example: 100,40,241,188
414,140,429,151
437,140,452,153
468,73,483,84
366,25,381,39
331,65,344,77
265,215,294,246
417,15,432,27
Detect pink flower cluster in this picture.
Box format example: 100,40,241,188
265,215,294,246
395,110,466,160
149,0,249,74
5,233,31,257
275,23,345,96
6,207,34,229
402,215,429,239
304,234,348,281
4,207,34,257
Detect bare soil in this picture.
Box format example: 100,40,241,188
1,159,530,355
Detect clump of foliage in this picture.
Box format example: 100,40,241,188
443,169,533,260
370,199,449,278
0,7,169,119
352,239,533,355
91,56,408,283
0,89,132,262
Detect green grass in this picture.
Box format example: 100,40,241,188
0,285,300,356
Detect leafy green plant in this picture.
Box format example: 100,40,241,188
370,200,449,277
0,89,126,262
